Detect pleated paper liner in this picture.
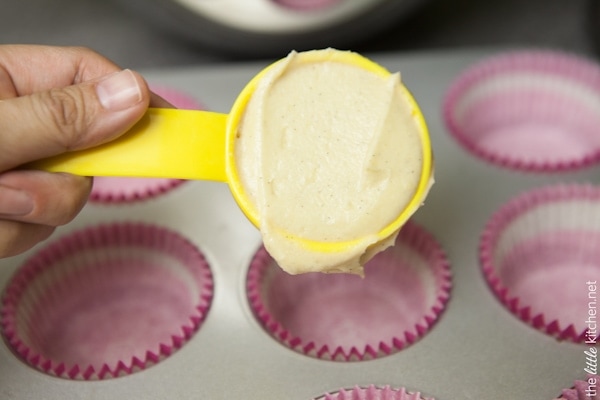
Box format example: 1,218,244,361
480,183,600,343
314,384,436,400
0,222,214,380
554,374,599,399
89,86,203,203
246,221,452,361
443,49,600,172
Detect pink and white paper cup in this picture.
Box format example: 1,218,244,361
0,222,214,380
315,384,436,400
90,86,203,203
480,183,600,343
246,221,452,361
443,50,600,172
554,374,599,399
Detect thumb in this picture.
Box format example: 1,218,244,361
0,69,150,171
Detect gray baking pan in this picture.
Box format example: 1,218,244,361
0,49,595,399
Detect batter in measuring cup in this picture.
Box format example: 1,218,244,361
235,49,432,275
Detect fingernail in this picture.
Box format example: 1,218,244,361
96,69,142,111
0,185,34,216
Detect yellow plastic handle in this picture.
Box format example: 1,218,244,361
28,49,434,261
29,108,229,182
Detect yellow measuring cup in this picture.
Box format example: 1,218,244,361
31,50,433,255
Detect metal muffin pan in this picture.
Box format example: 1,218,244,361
0,49,595,399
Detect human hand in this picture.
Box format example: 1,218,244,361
0,45,170,258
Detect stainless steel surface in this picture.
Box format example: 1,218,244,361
0,49,595,399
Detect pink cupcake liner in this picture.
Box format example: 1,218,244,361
150,85,205,110
0,222,214,380
89,86,203,204
443,50,600,172
89,177,186,203
480,183,600,343
554,374,599,399
315,384,436,400
246,221,452,361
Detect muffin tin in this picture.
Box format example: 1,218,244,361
0,49,598,399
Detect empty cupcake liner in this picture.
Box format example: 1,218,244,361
89,86,203,204
480,183,600,343
150,85,204,110
90,177,186,204
554,374,599,399
0,222,214,380
443,50,600,172
246,221,452,361
315,384,435,400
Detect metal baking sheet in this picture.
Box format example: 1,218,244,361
0,49,595,399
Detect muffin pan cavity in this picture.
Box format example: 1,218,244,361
0,222,213,380
480,183,600,343
246,221,451,361
443,50,600,172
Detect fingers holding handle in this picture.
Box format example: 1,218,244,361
0,68,150,171
0,46,154,258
